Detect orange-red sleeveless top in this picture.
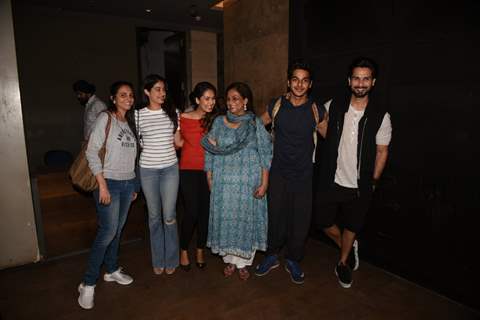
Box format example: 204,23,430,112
179,117,206,170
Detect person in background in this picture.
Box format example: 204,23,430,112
135,74,181,276
73,80,107,141
201,82,272,281
176,82,218,271
78,81,138,310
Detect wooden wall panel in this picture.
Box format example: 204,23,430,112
224,0,289,113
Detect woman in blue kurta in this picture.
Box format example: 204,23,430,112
202,82,272,280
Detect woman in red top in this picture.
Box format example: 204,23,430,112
176,82,217,270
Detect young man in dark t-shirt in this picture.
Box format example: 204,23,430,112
255,60,327,284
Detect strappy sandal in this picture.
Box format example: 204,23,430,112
223,264,236,277
238,267,250,281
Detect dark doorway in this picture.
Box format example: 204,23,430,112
136,28,187,110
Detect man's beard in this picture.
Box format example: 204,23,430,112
351,87,370,98
77,98,88,106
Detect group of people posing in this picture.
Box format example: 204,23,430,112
73,56,392,310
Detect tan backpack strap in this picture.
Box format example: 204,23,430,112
104,112,112,141
270,96,283,143
311,103,320,163
311,102,320,126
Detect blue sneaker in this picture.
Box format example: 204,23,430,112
285,259,305,285
254,255,280,276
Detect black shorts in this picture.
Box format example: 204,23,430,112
315,183,372,233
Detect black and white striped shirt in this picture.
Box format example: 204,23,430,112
135,107,178,169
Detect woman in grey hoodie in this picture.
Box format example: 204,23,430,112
77,81,138,310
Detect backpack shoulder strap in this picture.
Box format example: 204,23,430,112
104,112,112,139
271,96,283,132
270,96,283,143
311,102,320,163
311,102,320,126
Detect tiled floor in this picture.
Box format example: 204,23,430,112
1,239,477,320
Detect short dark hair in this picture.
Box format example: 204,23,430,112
348,57,378,79
72,80,96,94
287,59,313,80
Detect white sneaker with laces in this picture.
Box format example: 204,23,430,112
78,283,95,309
103,267,133,285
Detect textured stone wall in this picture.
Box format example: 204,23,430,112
191,30,218,90
224,0,289,113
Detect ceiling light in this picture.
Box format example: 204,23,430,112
145,9,152,13
210,0,238,11
189,5,201,21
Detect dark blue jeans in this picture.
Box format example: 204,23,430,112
83,179,135,285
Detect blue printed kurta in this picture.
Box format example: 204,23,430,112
204,116,272,258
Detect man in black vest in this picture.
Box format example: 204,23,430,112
316,57,392,288
255,60,327,285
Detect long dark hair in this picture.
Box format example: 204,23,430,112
190,81,218,131
226,82,254,112
108,81,137,137
143,74,178,133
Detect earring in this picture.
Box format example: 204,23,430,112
113,100,116,104
244,104,247,111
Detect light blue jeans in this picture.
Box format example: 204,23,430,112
83,179,135,286
140,164,179,269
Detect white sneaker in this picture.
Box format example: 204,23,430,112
103,267,133,285
78,283,95,309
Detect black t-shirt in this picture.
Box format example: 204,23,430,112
268,96,324,181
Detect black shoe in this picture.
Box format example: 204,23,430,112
335,262,352,288
347,240,359,271
180,263,191,272
196,262,206,269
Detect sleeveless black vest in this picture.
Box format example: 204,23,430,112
318,92,387,193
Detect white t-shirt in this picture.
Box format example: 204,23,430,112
324,101,392,188
84,95,107,140
135,107,179,169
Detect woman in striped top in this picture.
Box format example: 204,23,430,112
176,82,218,271
135,74,181,275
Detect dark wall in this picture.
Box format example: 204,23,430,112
13,5,138,172
13,5,220,172
292,0,480,310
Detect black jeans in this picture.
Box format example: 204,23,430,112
266,171,312,262
179,170,210,250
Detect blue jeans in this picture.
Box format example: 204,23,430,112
83,179,135,286
140,164,179,269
